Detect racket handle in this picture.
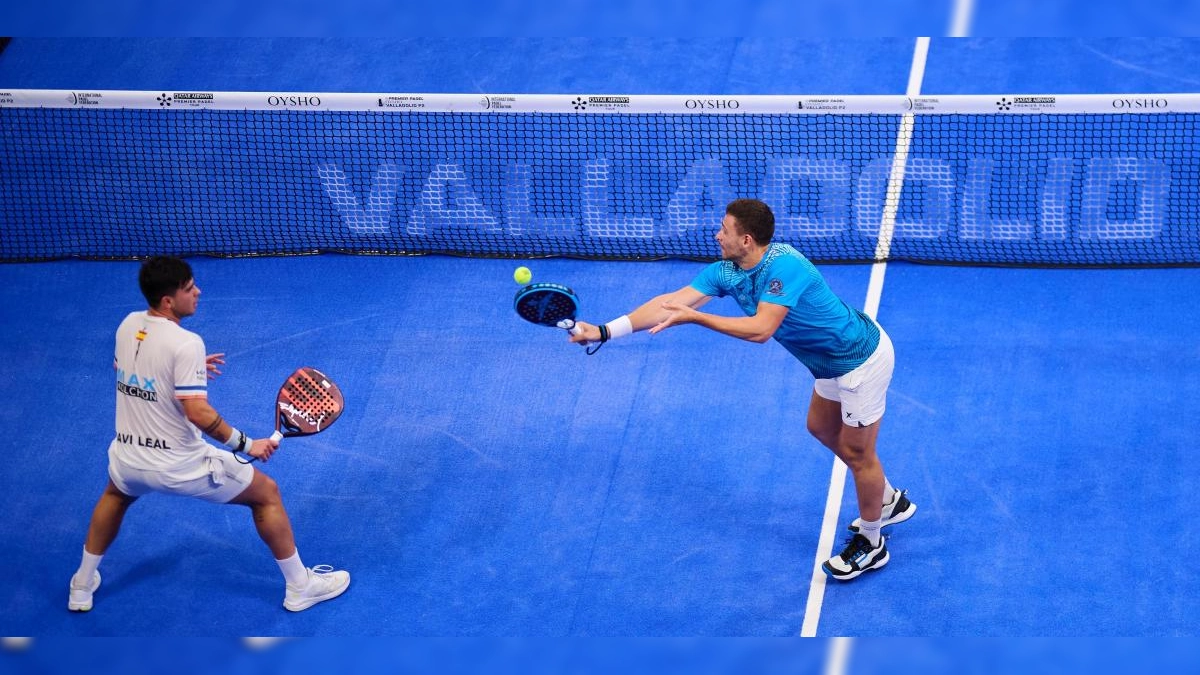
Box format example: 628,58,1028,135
270,430,283,443
557,319,584,336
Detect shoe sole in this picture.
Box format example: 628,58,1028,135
822,549,890,581
848,501,917,532
68,572,101,612
283,576,351,612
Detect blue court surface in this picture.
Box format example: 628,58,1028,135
3,38,1200,649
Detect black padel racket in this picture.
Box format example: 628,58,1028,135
513,282,601,354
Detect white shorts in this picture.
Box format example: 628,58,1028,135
813,326,895,427
107,442,255,504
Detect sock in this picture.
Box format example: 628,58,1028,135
857,519,883,547
74,547,103,585
276,550,308,587
882,477,896,505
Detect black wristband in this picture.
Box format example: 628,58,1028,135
598,324,610,342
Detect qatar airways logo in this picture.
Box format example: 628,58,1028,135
1112,98,1168,110
267,95,322,107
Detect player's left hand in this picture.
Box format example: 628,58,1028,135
649,301,699,334
205,353,226,379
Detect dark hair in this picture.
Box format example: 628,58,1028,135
726,199,775,246
138,256,193,308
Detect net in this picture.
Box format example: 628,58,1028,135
2,90,1197,266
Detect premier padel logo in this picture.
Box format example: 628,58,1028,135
377,95,426,109
171,92,215,108
998,96,1058,112
572,96,631,112
767,279,784,296
157,93,173,107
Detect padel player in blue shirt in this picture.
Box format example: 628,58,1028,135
570,198,915,580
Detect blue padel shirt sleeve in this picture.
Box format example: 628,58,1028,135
690,262,728,298
689,244,880,379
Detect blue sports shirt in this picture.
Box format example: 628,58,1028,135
690,243,881,379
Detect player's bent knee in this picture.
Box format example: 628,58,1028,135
103,480,138,505
806,419,838,446
231,470,282,507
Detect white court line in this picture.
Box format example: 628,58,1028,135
824,637,854,675
949,0,977,37
799,37,930,639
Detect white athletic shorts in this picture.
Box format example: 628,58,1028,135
107,442,255,504
813,326,895,428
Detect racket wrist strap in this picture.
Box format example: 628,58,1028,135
223,426,251,454
604,315,633,341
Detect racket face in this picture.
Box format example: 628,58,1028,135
276,367,344,437
514,283,579,327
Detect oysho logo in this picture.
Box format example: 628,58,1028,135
685,98,741,110
267,95,322,107
1112,98,1169,109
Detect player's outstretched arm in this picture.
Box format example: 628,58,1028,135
180,398,277,458
569,285,709,346
651,299,787,343
629,286,710,330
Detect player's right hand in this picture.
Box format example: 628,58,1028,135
248,437,280,462
568,321,601,345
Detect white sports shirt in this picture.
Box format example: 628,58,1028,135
110,311,210,471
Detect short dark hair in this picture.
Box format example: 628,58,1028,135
138,256,193,308
726,199,775,246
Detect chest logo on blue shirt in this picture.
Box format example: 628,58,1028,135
767,279,784,296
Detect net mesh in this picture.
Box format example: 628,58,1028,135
2,107,1198,265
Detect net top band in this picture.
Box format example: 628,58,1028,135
0,90,1188,114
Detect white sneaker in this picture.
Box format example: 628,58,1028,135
822,533,889,581
849,489,917,532
283,565,350,612
68,571,101,612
